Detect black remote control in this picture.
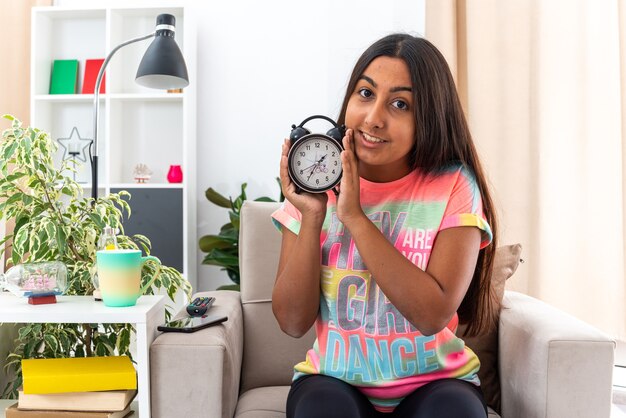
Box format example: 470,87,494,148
186,296,215,317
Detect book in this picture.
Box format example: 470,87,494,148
81,59,105,94
21,356,137,395
18,389,136,412
5,403,132,418
49,60,78,94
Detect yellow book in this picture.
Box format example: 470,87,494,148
21,356,136,395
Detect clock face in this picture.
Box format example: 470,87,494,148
288,133,343,193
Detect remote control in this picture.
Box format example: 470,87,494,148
186,296,215,317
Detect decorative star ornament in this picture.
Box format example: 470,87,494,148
56,127,92,163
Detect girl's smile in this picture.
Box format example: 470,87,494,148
360,131,388,145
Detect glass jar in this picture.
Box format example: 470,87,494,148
0,261,67,297
93,227,119,299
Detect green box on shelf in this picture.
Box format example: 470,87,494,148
49,59,78,94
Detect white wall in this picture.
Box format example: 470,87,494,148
55,0,425,290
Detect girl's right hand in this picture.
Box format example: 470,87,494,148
279,138,328,222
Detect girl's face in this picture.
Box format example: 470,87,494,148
345,56,416,182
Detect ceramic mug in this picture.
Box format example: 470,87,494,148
96,249,161,307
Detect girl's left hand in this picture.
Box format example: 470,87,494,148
336,129,365,226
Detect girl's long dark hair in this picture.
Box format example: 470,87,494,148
337,34,499,337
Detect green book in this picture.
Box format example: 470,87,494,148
49,59,78,94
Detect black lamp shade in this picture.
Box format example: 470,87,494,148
135,14,189,89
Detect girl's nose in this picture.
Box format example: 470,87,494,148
364,101,385,130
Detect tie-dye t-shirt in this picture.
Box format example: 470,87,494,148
271,164,492,413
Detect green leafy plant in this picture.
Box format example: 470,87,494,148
0,116,192,398
200,182,283,290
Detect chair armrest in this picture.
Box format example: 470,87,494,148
499,291,615,418
151,290,243,418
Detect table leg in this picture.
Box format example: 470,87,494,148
136,300,165,417
136,323,149,417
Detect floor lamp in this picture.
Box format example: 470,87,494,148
91,13,189,202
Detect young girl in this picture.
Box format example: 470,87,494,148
271,33,498,418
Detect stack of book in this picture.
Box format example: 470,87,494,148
5,356,137,418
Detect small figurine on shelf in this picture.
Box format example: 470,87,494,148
133,163,153,184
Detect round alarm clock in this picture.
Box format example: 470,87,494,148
287,115,345,194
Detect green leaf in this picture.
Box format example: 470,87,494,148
233,196,244,212
18,326,32,340
254,196,275,202
4,193,22,207
116,327,131,354
14,215,29,235
13,226,29,255
88,212,106,229
44,334,59,354
10,375,23,399
229,211,240,229
202,249,239,267
199,234,235,252
58,332,70,354
61,185,74,196
219,223,237,238
226,267,240,284
75,344,85,358
23,341,36,359
21,194,34,205
3,141,19,161
4,172,26,182
205,188,232,208
217,283,240,291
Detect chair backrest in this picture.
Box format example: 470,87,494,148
239,201,316,393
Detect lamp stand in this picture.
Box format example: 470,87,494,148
91,33,155,202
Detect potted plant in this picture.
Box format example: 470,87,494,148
0,116,192,398
200,182,283,290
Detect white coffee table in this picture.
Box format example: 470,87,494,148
0,294,165,417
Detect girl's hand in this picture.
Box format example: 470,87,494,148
279,138,328,223
336,129,365,226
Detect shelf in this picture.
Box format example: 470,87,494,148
110,93,184,101
32,8,105,20
34,93,183,102
32,5,196,286
109,183,184,189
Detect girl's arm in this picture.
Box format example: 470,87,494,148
272,139,326,338
337,131,482,336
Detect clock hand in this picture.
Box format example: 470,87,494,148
307,162,319,182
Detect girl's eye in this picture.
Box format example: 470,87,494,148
358,88,373,98
392,99,409,110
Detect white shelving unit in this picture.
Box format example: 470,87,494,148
30,6,197,288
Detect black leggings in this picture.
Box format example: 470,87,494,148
286,375,488,418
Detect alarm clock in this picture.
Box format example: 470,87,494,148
287,115,345,194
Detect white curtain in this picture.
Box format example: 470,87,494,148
426,0,626,340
